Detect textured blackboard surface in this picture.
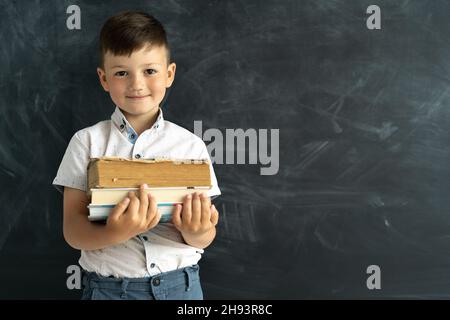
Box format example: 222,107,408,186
2,0,450,299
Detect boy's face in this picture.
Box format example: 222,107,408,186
97,44,176,118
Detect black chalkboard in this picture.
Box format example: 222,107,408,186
2,0,450,299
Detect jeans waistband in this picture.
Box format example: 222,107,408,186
82,264,200,292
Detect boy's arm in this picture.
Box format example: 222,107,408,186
180,226,217,249
63,187,120,250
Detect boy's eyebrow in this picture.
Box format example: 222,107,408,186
111,63,162,69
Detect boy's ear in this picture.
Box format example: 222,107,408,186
97,67,109,92
166,62,176,88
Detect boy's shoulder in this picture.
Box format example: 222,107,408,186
161,119,203,143
72,119,111,141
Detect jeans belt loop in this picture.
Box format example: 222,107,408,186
121,278,130,297
184,268,192,292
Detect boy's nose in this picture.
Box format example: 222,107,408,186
129,75,145,91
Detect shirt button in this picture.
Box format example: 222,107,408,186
152,278,160,286
150,263,155,268
142,236,148,241
130,133,135,139
135,154,141,159
120,124,124,129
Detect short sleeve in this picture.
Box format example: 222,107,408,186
198,141,221,199
52,132,90,194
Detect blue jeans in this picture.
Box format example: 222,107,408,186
81,264,203,300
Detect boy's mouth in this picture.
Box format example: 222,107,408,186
126,95,150,99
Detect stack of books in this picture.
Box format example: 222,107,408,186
86,156,212,223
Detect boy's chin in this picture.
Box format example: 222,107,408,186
119,104,159,116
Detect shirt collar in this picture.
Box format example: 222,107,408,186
111,106,165,143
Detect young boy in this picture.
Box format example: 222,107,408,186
52,11,221,300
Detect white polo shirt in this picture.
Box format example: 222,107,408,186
52,106,221,278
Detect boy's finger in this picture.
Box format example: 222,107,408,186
127,191,140,217
191,193,201,224
201,193,211,207
200,193,211,225
182,194,192,225
172,204,183,230
138,184,149,216
147,208,161,230
109,197,130,221
146,193,158,221
210,204,219,226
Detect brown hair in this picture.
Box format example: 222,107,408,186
98,11,171,68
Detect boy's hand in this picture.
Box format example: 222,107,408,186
172,192,218,238
105,183,161,243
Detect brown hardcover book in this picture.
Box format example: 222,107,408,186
87,156,212,191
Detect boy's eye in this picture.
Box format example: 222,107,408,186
113,69,156,77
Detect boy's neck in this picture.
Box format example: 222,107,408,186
120,107,160,136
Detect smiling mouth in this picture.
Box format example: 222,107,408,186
127,95,150,99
